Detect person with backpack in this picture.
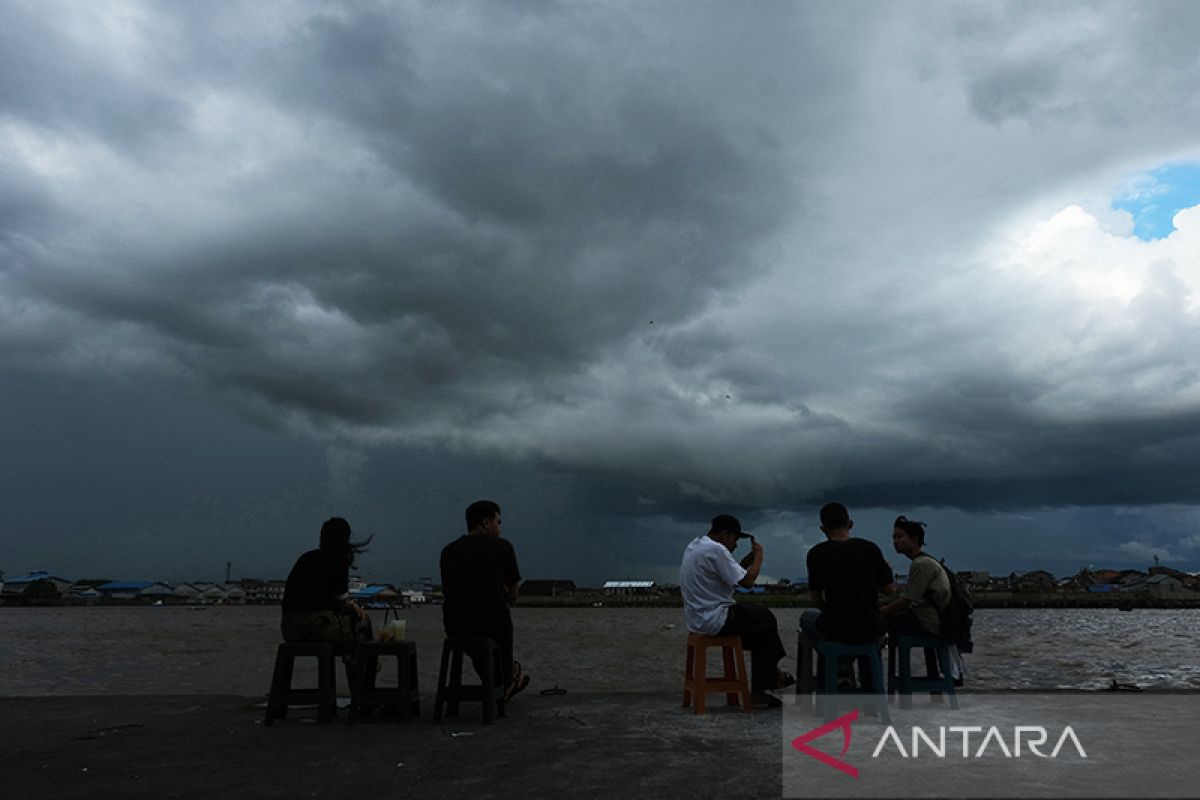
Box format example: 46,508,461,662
880,515,949,638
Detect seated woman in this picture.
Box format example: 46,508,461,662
281,517,374,656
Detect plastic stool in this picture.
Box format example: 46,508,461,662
432,638,507,724
681,633,753,714
347,640,421,723
888,634,959,710
809,637,889,724
264,642,338,726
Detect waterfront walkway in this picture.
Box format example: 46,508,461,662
1,692,783,799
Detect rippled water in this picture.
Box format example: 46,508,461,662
1,605,1196,697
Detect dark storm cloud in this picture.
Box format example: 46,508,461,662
4,0,1200,580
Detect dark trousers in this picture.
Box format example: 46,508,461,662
717,604,786,690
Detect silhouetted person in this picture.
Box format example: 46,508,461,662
680,514,791,707
281,517,374,656
440,500,530,700
802,503,893,645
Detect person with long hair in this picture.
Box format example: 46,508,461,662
280,517,374,654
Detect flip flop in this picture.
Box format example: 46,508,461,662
776,671,796,690
506,674,531,702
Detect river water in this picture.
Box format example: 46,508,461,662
1,605,1196,697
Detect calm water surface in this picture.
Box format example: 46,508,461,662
1,606,1196,696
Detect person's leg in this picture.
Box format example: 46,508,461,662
496,618,515,692
720,604,786,691
887,610,942,684
887,610,933,639
799,608,824,642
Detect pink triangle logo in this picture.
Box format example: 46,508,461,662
791,709,859,778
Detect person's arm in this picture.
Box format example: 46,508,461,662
737,540,764,588
334,594,367,621
806,550,825,609
883,557,931,618
880,596,909,619
503,539,521,604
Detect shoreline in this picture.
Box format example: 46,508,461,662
7,595,1199,610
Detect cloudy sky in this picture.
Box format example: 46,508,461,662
3,0,1200,586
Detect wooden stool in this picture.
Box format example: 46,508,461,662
432,638,507,724
347,640,421,723
888,634,959,710
681,633,752,714
264,642,338,726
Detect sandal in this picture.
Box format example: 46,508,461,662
776,670,796,690
506,674,531,702
505,659,530,701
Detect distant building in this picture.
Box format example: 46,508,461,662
1010,570,1056,592
1125,574,1189,597
97,581,154,602
239,578,286,604
520,580,577,597
603,580,657,596
4,571,73,599
400,589,427,605
139,583,175,603
171,583,203,604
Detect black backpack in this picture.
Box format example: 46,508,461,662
917,553,974,653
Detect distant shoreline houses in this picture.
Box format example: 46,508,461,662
0,571,434,607
2,565,1199,607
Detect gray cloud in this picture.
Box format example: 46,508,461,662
3,1,1200,580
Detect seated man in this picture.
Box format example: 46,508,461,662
281,517,374,655
680,514,791,707
440,500,530,701
802,502,894,646
881,515,950,638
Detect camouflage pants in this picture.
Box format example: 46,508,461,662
281,610,373,657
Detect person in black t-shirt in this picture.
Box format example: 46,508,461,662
802,503,894,645
281,517,374,655
440,500,529,700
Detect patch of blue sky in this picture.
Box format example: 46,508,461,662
1112,162,1200,241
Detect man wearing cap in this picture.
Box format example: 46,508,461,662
679,514,791,707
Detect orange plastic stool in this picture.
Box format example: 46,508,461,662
681,633,752,713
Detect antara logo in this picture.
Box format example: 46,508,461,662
791,709,860,778
791,710,1088,779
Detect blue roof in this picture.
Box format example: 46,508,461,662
350,585,391,598
98,581,154,592
7,571,68,583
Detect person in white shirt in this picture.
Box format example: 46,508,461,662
680,514,792,707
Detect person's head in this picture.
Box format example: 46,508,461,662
708,513,748,552
892,515,926,558
318,516,372,566
819,502,852,538
465,500,502,536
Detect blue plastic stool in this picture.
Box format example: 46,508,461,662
806,636,889,723
887,634,959,710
